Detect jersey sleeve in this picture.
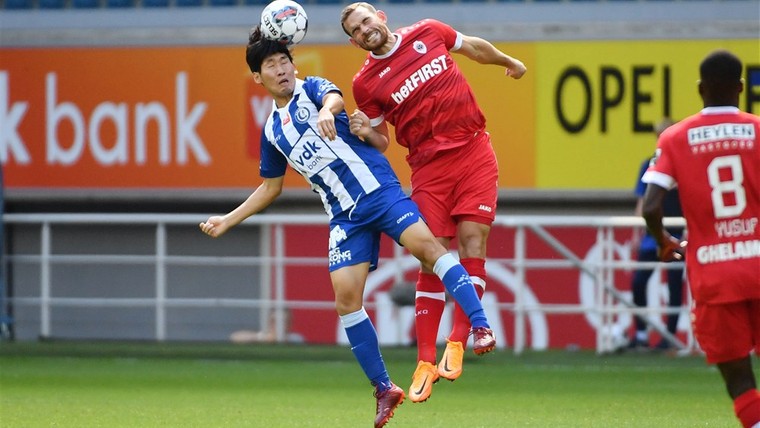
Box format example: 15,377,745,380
641,133,677,190
303,76,342,108
259,127,287,179
422,19,459,51
352,74,384,127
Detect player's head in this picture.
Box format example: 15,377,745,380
340,2,391,52
698,49,744,108
246,26,293,74
246,26,297,105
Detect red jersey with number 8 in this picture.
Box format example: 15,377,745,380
642,107,760,304
351,19,486,169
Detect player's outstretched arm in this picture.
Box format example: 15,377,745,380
457,35,526,79
200,176,285,238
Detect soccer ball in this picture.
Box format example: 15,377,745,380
260,0,308,46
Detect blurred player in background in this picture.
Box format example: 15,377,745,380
628,117,685,351
340,2,526,403
200,26,496,428
641,49,759,428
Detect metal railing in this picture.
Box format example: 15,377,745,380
1,213,693,354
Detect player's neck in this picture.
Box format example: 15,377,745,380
373,33,397,56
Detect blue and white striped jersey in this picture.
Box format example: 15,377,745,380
259,76,401,219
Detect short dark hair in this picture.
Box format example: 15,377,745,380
246,26,293,74
700,49,742,87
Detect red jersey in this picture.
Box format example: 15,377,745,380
351,19,486,169
642,107,760,304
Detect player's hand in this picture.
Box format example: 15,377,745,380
658,236,687,262
317,107,337,141
349,109,371,138
505,58,527,80
199,216,229,238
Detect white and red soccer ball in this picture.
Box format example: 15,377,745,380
261,0,309,46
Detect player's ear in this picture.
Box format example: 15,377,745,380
377,10,387,24
348,37,360,49
252,72,263,85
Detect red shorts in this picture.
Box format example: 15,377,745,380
410,132,498,239
693,299,760,364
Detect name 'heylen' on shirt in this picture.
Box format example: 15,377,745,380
688,123,756,145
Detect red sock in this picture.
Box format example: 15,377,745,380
734,389,760,428
415,272,445,364
448,258,486,348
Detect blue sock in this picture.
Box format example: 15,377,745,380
340,307,392,391
433,253,489,329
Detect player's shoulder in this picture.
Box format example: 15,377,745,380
352,54,375,83
736,110,760,124
398,18,450,37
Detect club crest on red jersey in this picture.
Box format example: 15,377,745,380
413,41,427,54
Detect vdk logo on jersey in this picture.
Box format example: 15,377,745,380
292,139,324,171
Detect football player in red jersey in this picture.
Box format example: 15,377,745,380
642,49,760,428
340,2,526,403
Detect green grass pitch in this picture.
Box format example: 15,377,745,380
0,342,753,427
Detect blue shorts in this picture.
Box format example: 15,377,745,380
328,185,423,272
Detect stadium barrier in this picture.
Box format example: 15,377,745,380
1,213,695,354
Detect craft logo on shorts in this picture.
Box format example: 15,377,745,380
396,211,414,224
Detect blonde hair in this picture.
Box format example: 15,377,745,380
340,2,378,36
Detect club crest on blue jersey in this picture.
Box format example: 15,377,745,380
295,106,310,124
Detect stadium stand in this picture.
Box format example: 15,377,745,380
38,0,66,7
4,0,34,8
3,0,757,10
106,0,135,7
72,0,100,7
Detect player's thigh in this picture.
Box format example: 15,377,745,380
328,218,381,272
694,300,759,364
410,183,456,240
450,139,498,224
330,262,371,314
456,220,491,259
